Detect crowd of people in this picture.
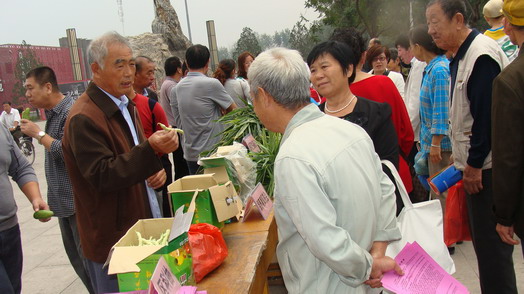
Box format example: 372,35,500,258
1,0,524,293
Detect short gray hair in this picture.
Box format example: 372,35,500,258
87,31,131,69
248,48,310,110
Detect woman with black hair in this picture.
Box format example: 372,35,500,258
330,27,414,196
308,41,404,217
308,41,399,168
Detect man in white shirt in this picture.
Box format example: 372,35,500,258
395,35,426,145
1,101,22,143
160,56,189,180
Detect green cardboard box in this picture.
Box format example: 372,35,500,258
105,217,194,291
200,155,240,190
168,172,241,229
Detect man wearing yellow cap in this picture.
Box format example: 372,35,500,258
483,0,519,62
493,0,524,253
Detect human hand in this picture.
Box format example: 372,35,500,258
20,119,41,138
429,146,442,163
32,198,51,223
365,256,403,288
148,129,179,154
463,164,482,194
496,224,520,245
147,169,166,190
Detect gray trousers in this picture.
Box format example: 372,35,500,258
58,215,94,294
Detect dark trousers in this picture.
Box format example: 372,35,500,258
59,215,94,294
10,128,22,147
187,160,200,175
173,134,189,180
160,154,173,217
466,169,517,294
0,224,23,294
85,259,118,294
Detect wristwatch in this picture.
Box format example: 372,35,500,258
37,131,46,144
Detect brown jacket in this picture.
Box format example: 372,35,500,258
62,82,163,263
492,47,524,238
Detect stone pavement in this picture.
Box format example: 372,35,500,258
10,121,524,293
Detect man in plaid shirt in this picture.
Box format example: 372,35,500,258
418,54,452,204
20,66,93,294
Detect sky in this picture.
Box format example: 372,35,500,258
1,0,320,49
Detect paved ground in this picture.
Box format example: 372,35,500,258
10,121,524,293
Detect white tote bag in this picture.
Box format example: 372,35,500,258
383,160,456,274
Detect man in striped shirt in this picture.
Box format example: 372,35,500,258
20,66,93,294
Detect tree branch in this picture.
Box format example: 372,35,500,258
355,0,371,36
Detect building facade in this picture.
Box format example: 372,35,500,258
0,42,89,107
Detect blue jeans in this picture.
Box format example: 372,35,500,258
0,224,23,294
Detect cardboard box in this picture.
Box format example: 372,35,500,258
168,171,241,229
200,156,239,189
105,216,194,292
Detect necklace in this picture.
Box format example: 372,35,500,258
324,95,356,113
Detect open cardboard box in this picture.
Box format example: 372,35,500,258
105,207,194,291
168,168,242,229
200,155,240,191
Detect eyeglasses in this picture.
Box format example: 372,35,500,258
373,56,387,63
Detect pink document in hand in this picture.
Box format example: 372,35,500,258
382,242,469,294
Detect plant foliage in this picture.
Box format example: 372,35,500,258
208,104,281,196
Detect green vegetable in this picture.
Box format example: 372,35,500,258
157,123,184,134
33,210,54,219
135,229,171,246
22,108,31,120
202,104,281,197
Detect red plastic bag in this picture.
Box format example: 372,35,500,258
444,181,472,246
188,223,228,282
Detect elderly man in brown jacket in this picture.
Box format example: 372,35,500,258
62,31,179,294
493,0,524,250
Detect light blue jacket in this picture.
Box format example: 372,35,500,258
274,104,401,293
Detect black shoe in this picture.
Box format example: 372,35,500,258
456,241,463,245
448,246,455,255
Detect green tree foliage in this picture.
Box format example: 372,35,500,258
13,41,42,105
256,33,274,50
304,0,489,47
233,27,262,58
255,29,292,50
465,0,490,31
289,16,334,59
273,29,292,48
218,46,233,61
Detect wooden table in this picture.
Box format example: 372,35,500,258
197,211,278,294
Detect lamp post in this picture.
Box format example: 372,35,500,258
409,0,414,28
184,0,192,43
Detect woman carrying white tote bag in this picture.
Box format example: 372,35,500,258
383,160,455,274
